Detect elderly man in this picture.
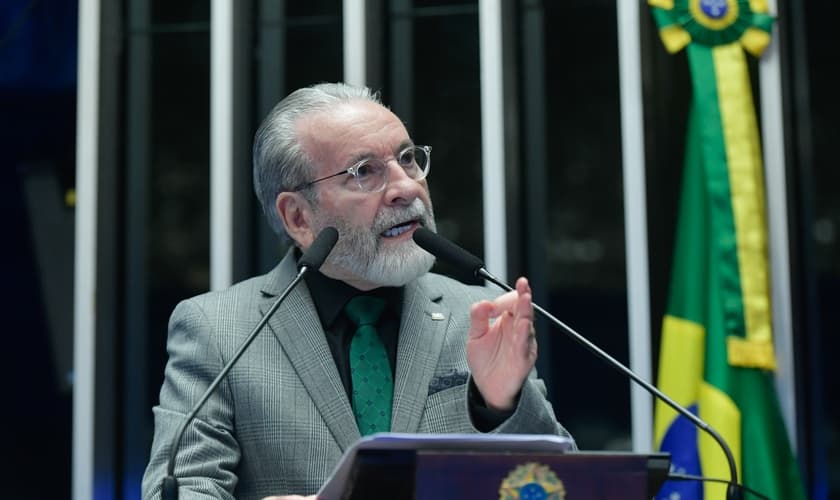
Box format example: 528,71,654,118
141,82,574,500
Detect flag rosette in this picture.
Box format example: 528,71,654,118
650,0,775,55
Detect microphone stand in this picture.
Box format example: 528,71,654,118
478,268,742,500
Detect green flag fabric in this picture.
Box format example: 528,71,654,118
648,1,807,499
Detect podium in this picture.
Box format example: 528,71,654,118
318,434,671,500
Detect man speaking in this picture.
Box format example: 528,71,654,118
141,82,575,500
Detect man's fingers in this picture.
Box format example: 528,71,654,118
468,300,494,339
515,276,531,295
488,290,519,315
514,288,534,326
471,277,535,341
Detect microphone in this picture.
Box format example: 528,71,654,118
161,227,339,500
412,227,744,500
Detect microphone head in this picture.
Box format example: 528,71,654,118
298,227,339,270
412,227,484,276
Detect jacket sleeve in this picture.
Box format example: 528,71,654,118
486,371,578,451
141,299,240,500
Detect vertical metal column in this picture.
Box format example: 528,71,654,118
478,0,508,283
211,0,235,290
344,0,367,86
73,0,101,497
760,0,798,451
617,0,653,452
72,0,101,494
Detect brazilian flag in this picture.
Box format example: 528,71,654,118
649,1,807,499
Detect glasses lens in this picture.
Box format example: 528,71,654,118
398,146,430,180
350,146,431,192
354,160,388,192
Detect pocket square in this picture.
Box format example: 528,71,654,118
428,369,469,395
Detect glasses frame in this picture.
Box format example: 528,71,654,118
291,145,432,193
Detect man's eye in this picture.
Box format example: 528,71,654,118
355,162,374,177
399,150,416,166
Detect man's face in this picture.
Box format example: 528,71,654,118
295,100,437,289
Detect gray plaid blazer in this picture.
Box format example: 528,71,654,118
141,250,573,500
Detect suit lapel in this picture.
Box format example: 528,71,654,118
259,252,361,451
391,276,449,433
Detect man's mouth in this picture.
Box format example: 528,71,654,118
381,220,419,238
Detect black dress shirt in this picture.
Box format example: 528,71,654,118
300,254,514,431
303,264,403,398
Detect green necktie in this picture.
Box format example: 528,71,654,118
345,295,392,436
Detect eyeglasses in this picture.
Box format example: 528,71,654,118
292,145,432,193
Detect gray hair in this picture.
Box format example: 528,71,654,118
252,82,382,238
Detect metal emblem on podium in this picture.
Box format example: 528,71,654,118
499,462,566,500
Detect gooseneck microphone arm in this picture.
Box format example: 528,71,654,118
161,227,339,500
412,227,743,500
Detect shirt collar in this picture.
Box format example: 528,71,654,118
298,248,404,328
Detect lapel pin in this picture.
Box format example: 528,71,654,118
431,312,445,321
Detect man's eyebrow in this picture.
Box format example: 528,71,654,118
344,140,416,167
343,149,378,169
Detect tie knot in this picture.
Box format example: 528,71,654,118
345,295,386,327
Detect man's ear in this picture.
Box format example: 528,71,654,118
276,192,316,248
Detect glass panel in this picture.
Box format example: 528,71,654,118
399,4,484,286
538,1,629,451
142,12,211,405
150,0,210,24
800,3,840,496
285,8,343,92
146,38,211,297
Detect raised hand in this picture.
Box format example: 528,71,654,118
466,277,537,411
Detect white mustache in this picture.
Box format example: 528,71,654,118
372,199,430,235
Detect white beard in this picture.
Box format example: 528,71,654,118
311,198,437,287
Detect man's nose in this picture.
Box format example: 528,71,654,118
383,160,425,206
